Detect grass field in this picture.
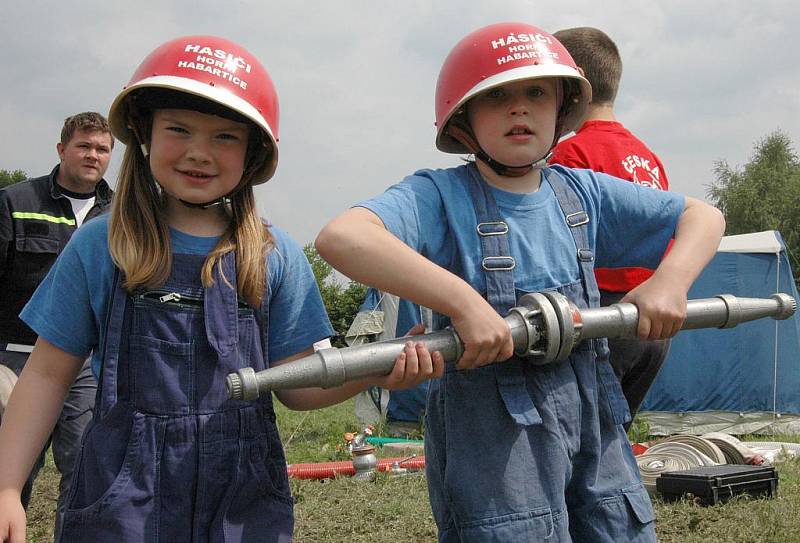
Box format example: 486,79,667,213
25,399,800,542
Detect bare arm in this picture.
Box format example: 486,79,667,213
315,207,513,368
0,338,85,543
623,196,726,338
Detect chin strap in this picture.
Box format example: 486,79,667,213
178,197,229,209
446,120,540,177
475,148,552,174
445,80,579,178
446,112,565,178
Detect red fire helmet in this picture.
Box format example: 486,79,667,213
435,22,591,154
108,36,279,184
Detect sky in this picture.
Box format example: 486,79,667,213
2,1,799,246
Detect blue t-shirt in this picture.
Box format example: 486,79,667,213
21,214,333,378
356,164,684,297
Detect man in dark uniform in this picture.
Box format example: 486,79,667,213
0,112,113,525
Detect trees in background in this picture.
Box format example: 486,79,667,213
708,131,800,281
303,243,366,347
0,169,27,189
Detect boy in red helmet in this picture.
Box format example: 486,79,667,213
550,27,672,425
317,23,724,542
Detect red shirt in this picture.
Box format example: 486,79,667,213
550,120,670,292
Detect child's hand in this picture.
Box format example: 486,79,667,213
375,325,445,390
0,489,26,543
450,298,514,369
621,275,687,340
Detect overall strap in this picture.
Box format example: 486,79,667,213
96,268,128,417
204,251,239,358
545,169,598,308
466,164,541,426
256,251,272,368
465,164,516,314
546,169,631,424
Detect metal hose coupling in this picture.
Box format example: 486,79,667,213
227,292,796,401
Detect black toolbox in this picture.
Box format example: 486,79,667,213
656,465,778,505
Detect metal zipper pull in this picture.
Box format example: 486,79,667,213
159,292,182,303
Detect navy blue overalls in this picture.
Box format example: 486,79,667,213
424,165,656,542
59,252,293,542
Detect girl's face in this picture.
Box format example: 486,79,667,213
149,109,250,206
467,78,559,168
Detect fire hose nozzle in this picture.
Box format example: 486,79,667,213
226,367,258,401
227,292,796,400
770,293,796,320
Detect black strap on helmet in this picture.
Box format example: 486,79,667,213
446,119,538,177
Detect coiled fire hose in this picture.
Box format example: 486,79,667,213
637,435,725,495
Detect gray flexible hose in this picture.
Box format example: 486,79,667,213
645,441,719,467
636,452,701,496
701,432,753,464
741,441,800,462
661,434,727,464
636,435,725,495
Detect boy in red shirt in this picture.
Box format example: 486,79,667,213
550,27,670,424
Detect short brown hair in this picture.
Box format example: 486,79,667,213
554,27,622,105
60,112,114,148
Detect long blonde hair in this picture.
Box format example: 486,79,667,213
108,107,274,308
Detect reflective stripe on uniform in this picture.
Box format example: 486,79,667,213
0,343,35,353
11,211,76,226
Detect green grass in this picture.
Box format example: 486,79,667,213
653,463,800,543
278,401,357,464
25,452,59,543
25,405,800,542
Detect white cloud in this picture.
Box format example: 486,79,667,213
1,1,798,243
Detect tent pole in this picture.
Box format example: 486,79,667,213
773,250,780,422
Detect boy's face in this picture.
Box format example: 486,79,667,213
467,78,559,168
148,108,250,206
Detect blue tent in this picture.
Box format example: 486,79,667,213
640,230,800,435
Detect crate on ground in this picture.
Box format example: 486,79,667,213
657,464,778,506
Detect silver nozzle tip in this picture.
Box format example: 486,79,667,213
226,367,259,401
226,373,243,400
771,293,797,320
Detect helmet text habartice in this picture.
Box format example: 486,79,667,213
177,60,248,89
497,50,559,66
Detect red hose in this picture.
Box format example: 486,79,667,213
287,456,426,479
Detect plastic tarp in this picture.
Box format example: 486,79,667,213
640,230,800,434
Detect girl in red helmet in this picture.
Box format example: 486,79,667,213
0,36,438,542
317,22,724,542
